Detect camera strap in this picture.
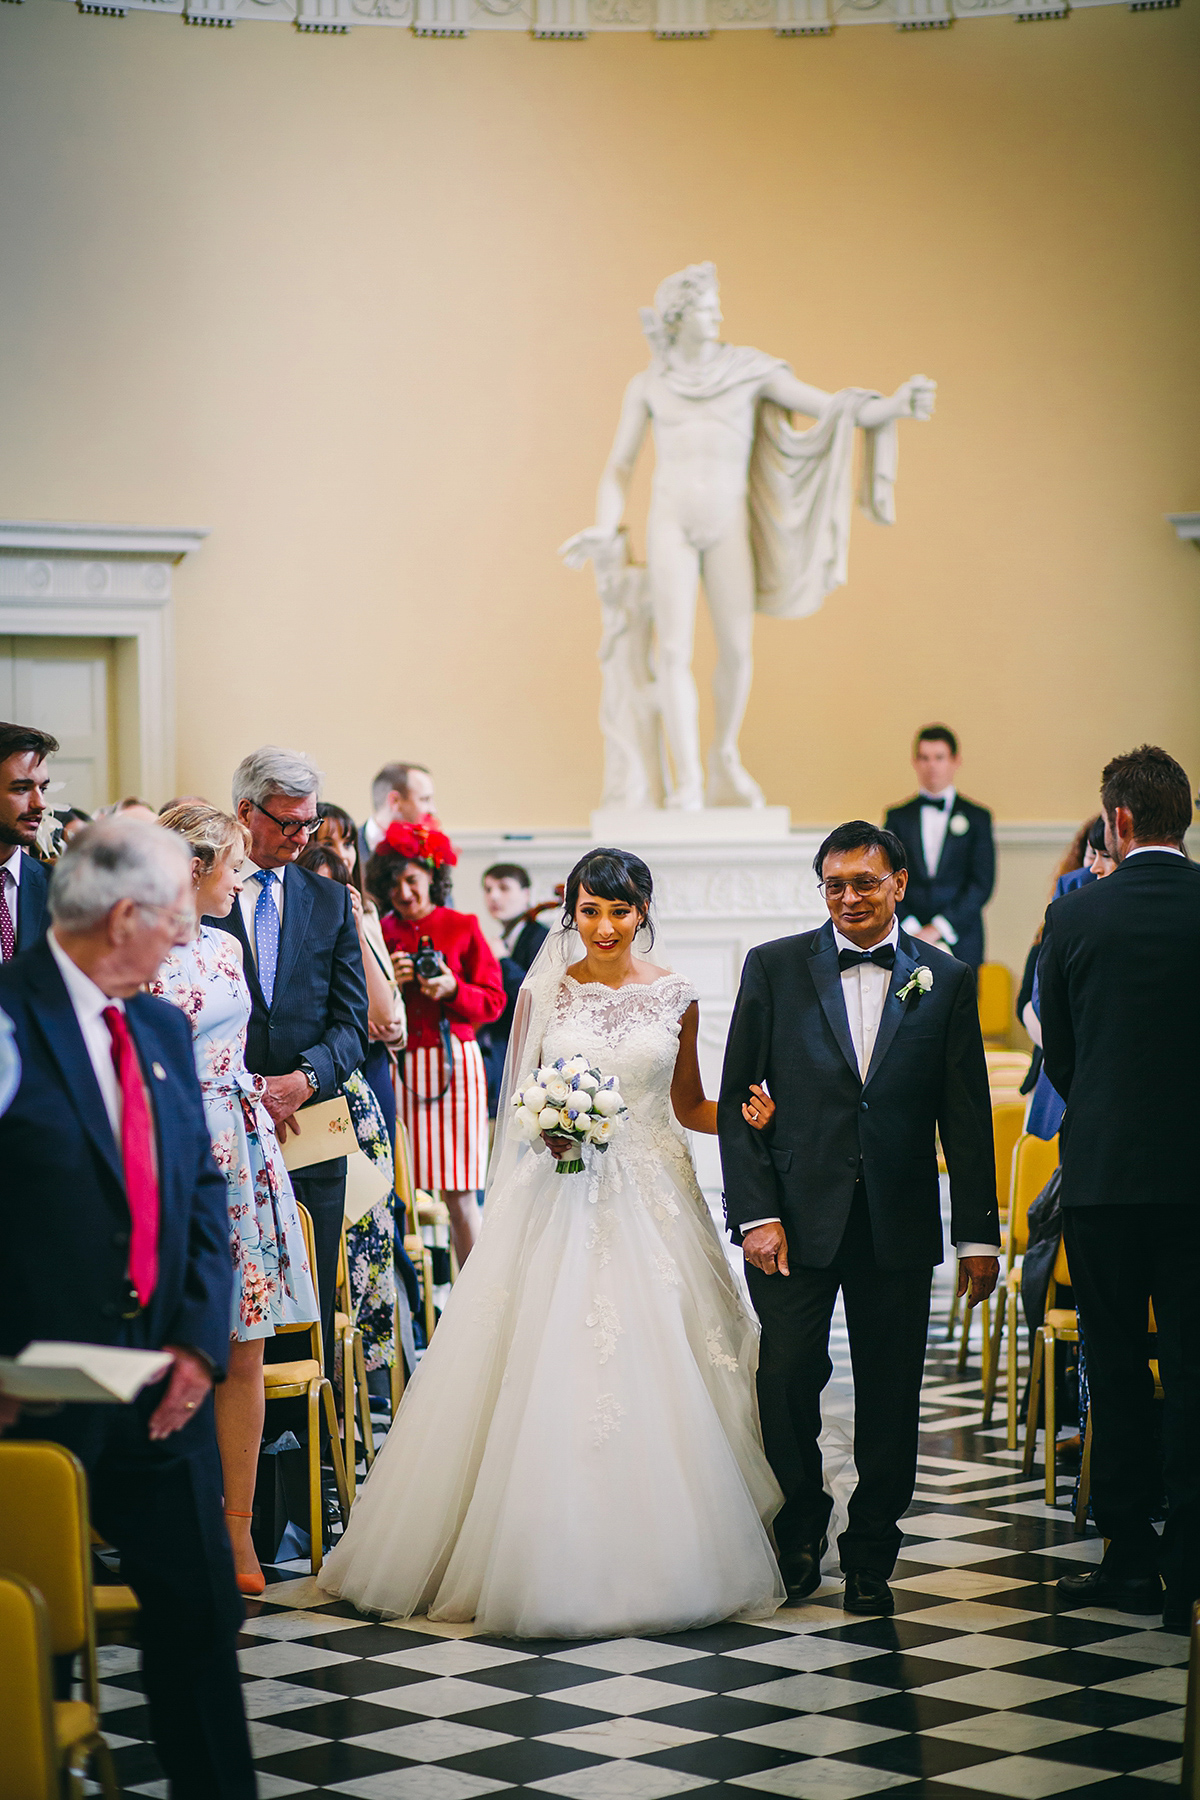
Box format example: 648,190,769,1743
400,1016,456,1105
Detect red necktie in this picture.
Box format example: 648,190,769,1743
102,1007,160,1306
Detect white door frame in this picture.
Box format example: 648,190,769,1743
0,520,208,805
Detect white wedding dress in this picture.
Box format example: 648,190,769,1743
317,966,785,1638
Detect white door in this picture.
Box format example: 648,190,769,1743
0,637,115,814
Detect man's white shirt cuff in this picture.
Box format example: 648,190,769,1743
932,914,958,946
741,1218,781,1234
956,1241,1002,1258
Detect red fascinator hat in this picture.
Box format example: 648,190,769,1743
383,820,458,870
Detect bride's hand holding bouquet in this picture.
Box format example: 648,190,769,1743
511,1056,628,1174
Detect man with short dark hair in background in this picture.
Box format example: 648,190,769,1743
0,719,59,961
1039,744,1200,1629
477,863,549,1117
359,761,437,869
885,724,995,969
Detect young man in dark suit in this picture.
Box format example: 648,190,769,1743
205,747,368,1371
884,724,995,970
0,719,58,960
477,862,550,1115
0,818,254,1799
719,821,999,1615
1039,744,1200,1628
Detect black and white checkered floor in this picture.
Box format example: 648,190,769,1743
90,1267,1187,1799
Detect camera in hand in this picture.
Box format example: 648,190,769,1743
412,935,445,983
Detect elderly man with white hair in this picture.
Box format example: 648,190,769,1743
0,817,255,1799
205,745,368,1373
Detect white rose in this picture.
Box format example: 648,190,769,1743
915,965,934,993
522,1085,547,1113
564,1055,590,1077
538,1106,565,1131
576,1073,600,1094
513,1105,542,1141
543,1075,570,1105
566,1090,593,1116
592,1088,623,1117
587,1116,615,1144
537,1065,556,1087
949,813,970,837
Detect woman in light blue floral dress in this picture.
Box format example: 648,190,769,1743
154,802,318,1594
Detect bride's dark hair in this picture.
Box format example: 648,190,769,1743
563,847,655,948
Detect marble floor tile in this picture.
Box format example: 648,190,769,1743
241,1609,371,1641
547,1640,712,1674
1074,1632,1188,1667
920,1712,1098,1752
901,1515,1009,1540
525,1761,712,1798
345,1721,517,1760
890,1572,1033,1600
369,1642,532,1675
898,1541,1018,1568
723,1637,889,1673
729,1757,915,1796
1112,1708,1187,1744
241,1678,343,1717
906,1633,1057,1669
730,1716,902,1755
247,1719,330,1758
536,1718,713,1759
1093,1668,1188,1704
729,1672,897,1712
944,1756,1117,1796
545,1675,712,1715
897,1603,1042,1634
324,1771,510,1799
1133,1759,1185,1784
911,1669,1074,1708
95,1644,141,1676
236,1640,358,1677
364,1677,533,1718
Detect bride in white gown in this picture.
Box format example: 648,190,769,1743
318,847,786,1637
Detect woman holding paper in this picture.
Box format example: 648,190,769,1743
153,801,318,1596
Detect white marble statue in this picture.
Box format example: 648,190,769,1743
561,263,936,811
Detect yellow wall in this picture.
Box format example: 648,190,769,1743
1,0,1197,830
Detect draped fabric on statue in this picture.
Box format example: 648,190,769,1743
750,387,898,621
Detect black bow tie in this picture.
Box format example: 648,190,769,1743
920,795,948,812
838,945,896,972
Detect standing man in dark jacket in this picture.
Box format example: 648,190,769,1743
0,818,253,1799
0,719,58,960
477,862,549,1115
205,746,368,1368
1039,744,1200,1628
719,821,999,1617
885,724,995,970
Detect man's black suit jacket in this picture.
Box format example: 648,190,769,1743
718,922,998,1268
0,939,233,1372
15,850,50,952
204,863,368,1101
1038,849,1200,1210
884,794,995,969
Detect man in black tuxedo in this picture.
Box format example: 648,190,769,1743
884,724,995,970
477,862,550,1115
205,747,368,1369
0,819,254,1799
719,821,999,1615
0,719,58,961
1039,744,1200,1628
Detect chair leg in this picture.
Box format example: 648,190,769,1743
307,1383,323,1575
390,1297,406,1416
353,1329,375,1469
982,1289,1005,1426
1006,1288,1020,1451
340,1328,356,1507
88,1732,120,1800
319,1380,351,1524
978,1291,992,1396
945,1284,961,1340
1075,1406,1093,1534
1044,1330,1058,1507
422,1246,436,1343
956,1299,972,1375
1022,1329,1044,1478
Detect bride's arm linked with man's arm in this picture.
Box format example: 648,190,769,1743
669,1000,773,1139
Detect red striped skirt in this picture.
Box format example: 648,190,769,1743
399,1034,489,1193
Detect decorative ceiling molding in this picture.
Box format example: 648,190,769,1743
42,0,1176,33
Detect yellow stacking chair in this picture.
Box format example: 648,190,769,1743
0,1572,59,1800
262,1202,350,1573
335,1228,375,1504
977,962,1014,1045
1023,1235,1079,1504
981,1131,1059,1446
0,1442,119,1798
955,1099,1026,1384
395,1118,439,1344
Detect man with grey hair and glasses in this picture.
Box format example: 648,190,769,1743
0,817,254,1798
206,746,368,1370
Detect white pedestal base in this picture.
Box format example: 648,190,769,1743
589,806,792,845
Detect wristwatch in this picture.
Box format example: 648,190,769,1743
298,1060,319,1099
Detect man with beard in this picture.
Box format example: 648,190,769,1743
0,720,58,962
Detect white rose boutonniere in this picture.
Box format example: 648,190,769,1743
949,813,970,837
896,964,934,1005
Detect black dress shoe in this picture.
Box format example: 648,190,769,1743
780,1537,828,1603
1056,1566,1163,1614
843,1570,894,1616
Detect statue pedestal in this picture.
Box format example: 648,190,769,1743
455,817,827,1202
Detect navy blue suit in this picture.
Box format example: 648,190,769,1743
885,794,995,970
14,849,50,953
0,939,253,1799
205,862,368,1365
719,922,997,1578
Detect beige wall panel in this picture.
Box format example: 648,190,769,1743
0,1,1197,835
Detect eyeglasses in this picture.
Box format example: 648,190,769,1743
253,800,320,839
818,874,896,901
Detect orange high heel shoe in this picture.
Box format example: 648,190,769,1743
224,1509,266,1596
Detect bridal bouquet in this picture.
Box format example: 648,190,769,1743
511,1057,629,1174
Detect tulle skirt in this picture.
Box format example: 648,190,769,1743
317,1125,785,1638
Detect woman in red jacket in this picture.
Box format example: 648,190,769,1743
366,822,504,1265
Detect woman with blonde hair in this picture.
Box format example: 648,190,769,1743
153,801,318,1595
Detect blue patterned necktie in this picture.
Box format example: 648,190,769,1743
253,869,280,1005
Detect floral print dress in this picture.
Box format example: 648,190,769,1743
343,1067,397,1373
151,926,318,1341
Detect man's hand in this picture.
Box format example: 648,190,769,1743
913,924,943,945
263,1070,312,1141
148,1347,214,1443
742,1222,790,1278
957,1255,1000,1307
420,972,458,1004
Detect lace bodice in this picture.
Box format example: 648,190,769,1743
541,971,698,1158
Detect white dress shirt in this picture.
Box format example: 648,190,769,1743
902,787,958,948
740,918,1000,1258
1,844,21,950
236,860,286,969
48,930,123,1141
1124,844,1186,859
